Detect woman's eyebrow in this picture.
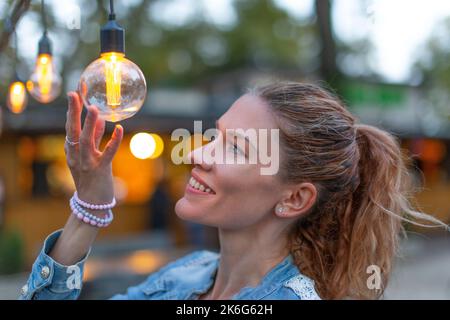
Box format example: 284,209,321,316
216,120,256,150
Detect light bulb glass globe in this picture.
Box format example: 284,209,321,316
7,81,28,114
78,52,147,123
27,54,62,103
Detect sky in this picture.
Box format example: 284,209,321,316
190,0,450,83
332,0,450,83
4,0,450,84
279,0,450,82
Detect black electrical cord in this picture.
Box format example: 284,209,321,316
37,0,51,55
13,29,20,80
41,0,47,34
109,0,116,20
14,29,17,65
100,0,124,54
5,18,19,79
4,18,16,61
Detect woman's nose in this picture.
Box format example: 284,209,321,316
188,144,213,171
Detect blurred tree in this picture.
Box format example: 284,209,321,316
131,0,319,87
1,0,318,93
330,0,378,82
413,17,450,119
0,229,24,274
0,0,380,97
315,0,337,84
0,0,30,53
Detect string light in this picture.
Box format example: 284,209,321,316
79,0,147,123
27,0,62,103
7,80,27,114
6,25,27,114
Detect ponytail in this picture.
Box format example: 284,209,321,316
355,124,447,230
255,82,448,300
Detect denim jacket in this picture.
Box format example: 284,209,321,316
19,230,321,300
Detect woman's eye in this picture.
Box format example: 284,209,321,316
230,143,244,155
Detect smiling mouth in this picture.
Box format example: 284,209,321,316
187,176,215,194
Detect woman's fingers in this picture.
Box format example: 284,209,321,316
65,92,82,145
101,125,123,164
80,106,99,159
94,118,106,150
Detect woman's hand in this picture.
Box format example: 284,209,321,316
65,91,123,204
48,92,124,266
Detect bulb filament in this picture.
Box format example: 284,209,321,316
102,52,123,107
36,53,53,99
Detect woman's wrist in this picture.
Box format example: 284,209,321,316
49,214,99,265
76,191,114,206
49,191,117,265
77,174,115,205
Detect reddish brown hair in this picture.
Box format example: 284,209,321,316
253,82,448,299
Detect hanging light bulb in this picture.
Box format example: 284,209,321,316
7,78,28,114
79,0,147,123
27,41,61,103
27,0,62,103
6,25,27,114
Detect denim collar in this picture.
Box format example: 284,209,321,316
232,254,299,300
171,253,299,300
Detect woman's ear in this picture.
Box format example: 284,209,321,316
275,182,317,218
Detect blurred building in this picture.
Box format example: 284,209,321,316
0,71,450,271
0,85,221,267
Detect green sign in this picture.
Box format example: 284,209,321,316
339,81,408,109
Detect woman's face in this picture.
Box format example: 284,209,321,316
175,94,285,230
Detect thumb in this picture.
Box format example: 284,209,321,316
101,124,123,164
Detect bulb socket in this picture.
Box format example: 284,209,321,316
100,18,125,54
38,33,52,55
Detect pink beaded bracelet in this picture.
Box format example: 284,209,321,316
73,191,116,210
70,197,113,228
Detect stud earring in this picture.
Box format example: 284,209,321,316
276,205,285,215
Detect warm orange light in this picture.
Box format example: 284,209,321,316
101,52,124,107
129,133,164,160
150,134,164,159
7,81,27,114
113,134,161,203
27,52,62,103
36,53,53,97
126,250,165,274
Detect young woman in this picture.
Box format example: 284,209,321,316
19,82,447,300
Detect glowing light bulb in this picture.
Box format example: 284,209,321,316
79,52,146,123
27,34,62,103
7,81,27,114
78,11,146,123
